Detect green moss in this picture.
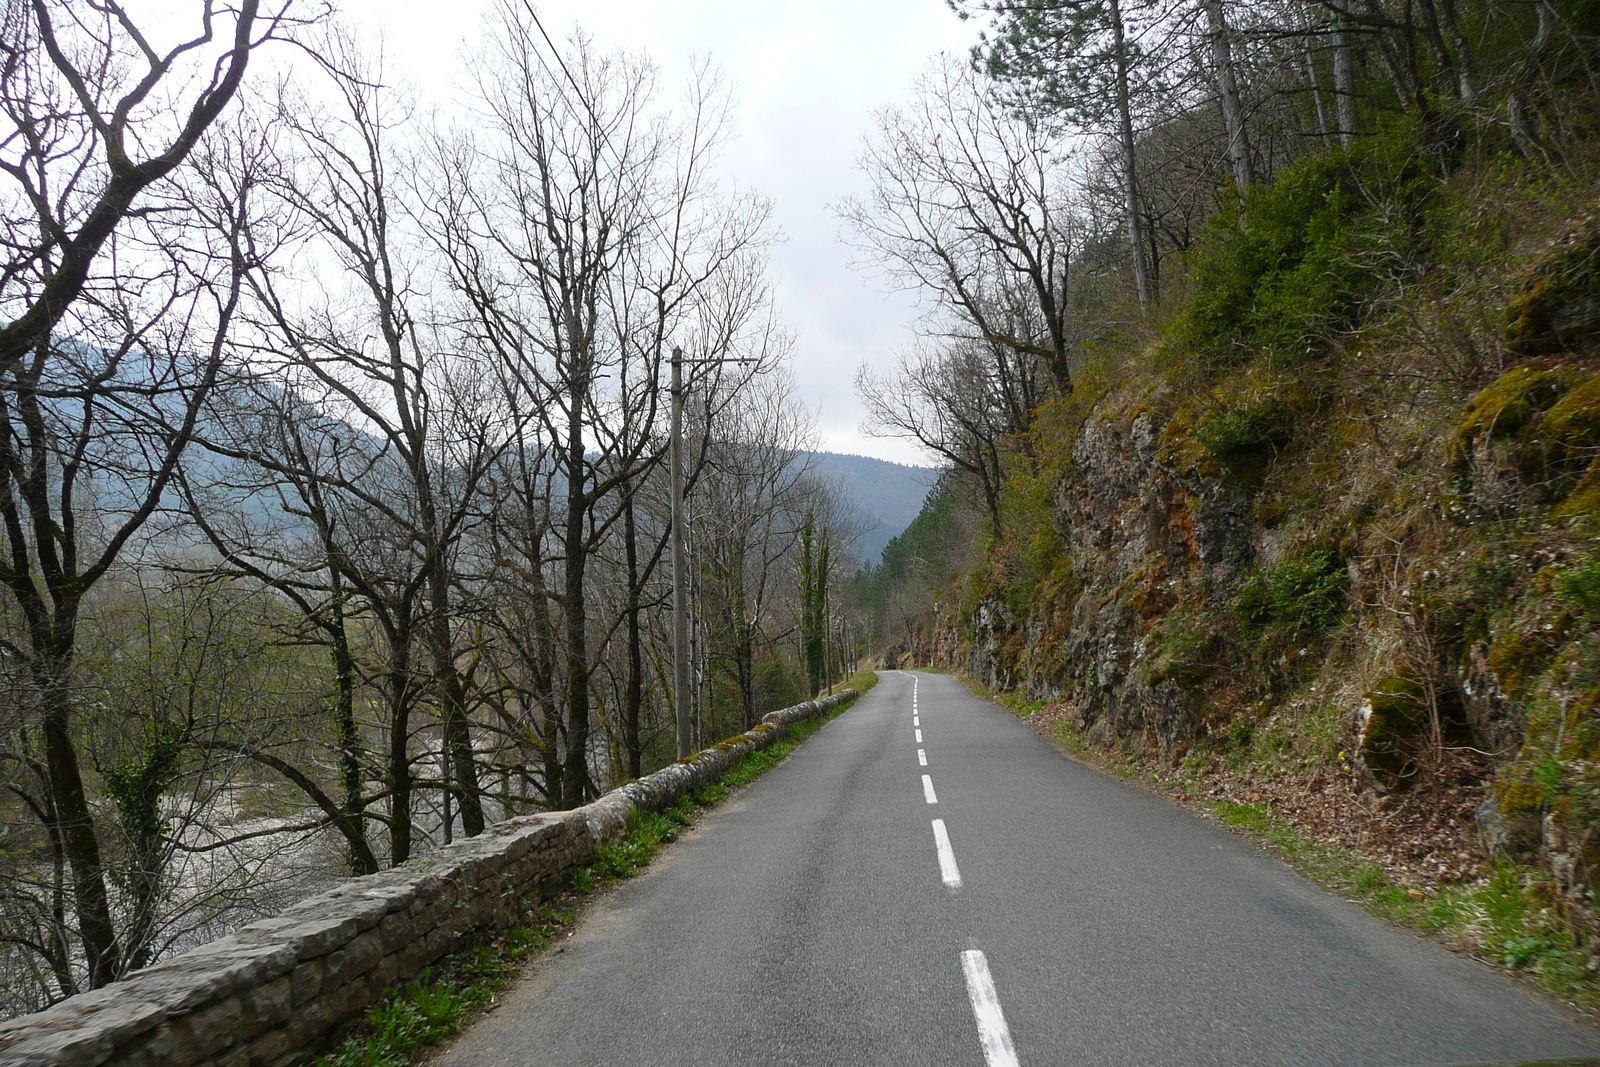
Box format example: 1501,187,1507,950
1556,554,1600,615
1143,611,1221,686
1195,406,1288,458
1233,549,1347,640
1552,458,1600,519
1359,669,1428,788
1540,373,1600,451
1505,216,1600,357
1488,612,1572,696
1450,364,1582,463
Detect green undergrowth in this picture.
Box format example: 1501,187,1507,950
1207,799,1598,1004
962,675,1600,1009
959,674,1046,717
312,909,570,1067
313,671,875,1067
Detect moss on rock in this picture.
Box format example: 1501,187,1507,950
1450,364,1583,464
1505,213,1600,357
1540,372,1600,452
1488,609,1573,697
1357,669,1429,792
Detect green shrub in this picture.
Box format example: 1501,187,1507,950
1177,141,1428,367
1234,549,1348,638
1505,216,1600,356
1144,611,1221,685
1195,407,1285,458
1226,717,1254,748
1465,554,1516,603
1557,555,1600,616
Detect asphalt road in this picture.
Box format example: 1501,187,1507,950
436,670,1600,1066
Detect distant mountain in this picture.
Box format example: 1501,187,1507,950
807,452,938,565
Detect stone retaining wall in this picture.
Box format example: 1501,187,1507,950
0,690,858,1067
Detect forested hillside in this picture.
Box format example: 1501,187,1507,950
850,0,1600,997
808,452,936,561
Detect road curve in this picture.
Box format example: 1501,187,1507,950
435,670,1600,1066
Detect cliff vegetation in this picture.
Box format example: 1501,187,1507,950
853,0,1600,1000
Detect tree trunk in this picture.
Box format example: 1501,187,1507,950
417,451,485,835
623,496,644,779
1203,0,1254,190
1415,0,1459,98
731,562,755,730
561,389,593,808
1108,0,1152,309
1332,25,1359,147
1304,34,1331,138
38,657,122,987
1436,0,1476,103
387,642,414,865
329,593,373,874
524,549,564,808
429,607,485,836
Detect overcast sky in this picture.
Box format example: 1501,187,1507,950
321,0,978,467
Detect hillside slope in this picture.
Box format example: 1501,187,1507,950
808,452,936,562
872,143,1600,1000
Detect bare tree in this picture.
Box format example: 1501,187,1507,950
0,117,253,993
0,1,298,377
857,339,1012,537
438,9,776,804
841,58,1084,397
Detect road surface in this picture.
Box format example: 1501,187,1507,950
436,670,1600,1066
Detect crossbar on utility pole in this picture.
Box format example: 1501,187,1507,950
671,347,692,760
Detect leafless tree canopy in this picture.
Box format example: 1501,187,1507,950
0,5,861,1018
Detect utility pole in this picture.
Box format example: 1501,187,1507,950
671,348,692,759
670,347,755,759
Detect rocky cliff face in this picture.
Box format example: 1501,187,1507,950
1055,410,1254,754
927,209,1600,935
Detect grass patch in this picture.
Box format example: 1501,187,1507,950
313,909,570,1067
314,672,875,1067
959,674,1045,717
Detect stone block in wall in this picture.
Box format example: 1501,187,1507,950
289,959,324,1007
422,924,456,958
241,914,359,965
163,997,242,1063
376,910,418,955
201,1044,250,1067
368,952,401,992
392,936,441,977
282,981,365,1051
242,1024,289,1067
321,932,382,989
236,978,290,1039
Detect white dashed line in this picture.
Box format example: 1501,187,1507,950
917,748,927,766
961,951,1020,1067
922,774,938,804
931,818,961,888
914,728,923,743
913,716,919,726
